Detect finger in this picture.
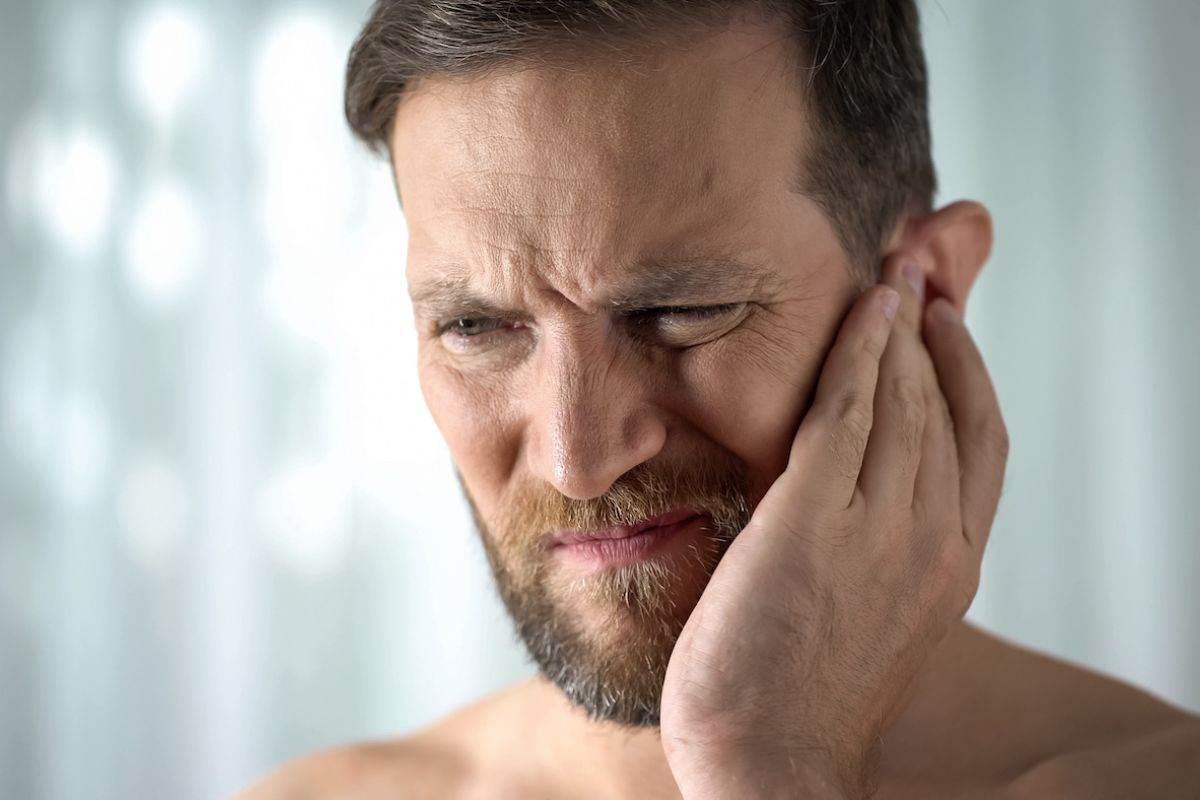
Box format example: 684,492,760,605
922,297,1009,552
789,285,899,508
858,258,930,509
912,360,960,523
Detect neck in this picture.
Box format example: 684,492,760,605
522,677,684,798
514,621,983,797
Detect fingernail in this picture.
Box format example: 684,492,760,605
880,288,900,320
902,262,925,300
931,298,960,324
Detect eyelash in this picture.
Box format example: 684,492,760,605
435,318,511,337
435,304,745,345
627,303,743,323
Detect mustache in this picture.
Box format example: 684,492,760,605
493,456,753,555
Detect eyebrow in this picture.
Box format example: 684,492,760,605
608,254,777,309
410,276,511,320
409,253,777,319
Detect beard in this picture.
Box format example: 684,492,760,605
459,454,752,728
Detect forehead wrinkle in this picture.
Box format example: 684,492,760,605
409,248,780,319
407,246,590,317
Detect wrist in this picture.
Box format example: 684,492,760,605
669,743,865,800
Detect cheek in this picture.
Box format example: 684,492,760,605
674,308,845,503
418,357,518,519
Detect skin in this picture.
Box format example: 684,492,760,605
236,13,1200,800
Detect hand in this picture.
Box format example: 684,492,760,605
659,259,1009,799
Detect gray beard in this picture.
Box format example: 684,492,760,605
467,494,748,728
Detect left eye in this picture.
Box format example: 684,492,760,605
630,303,745,325
627,303,749,344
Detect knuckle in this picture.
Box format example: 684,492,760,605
930,538,967,593
828,423,868,481
887,376,925,455
912,525,979,621
972,415,1010,462
887,374,923,410
993,421,1011,460
861,327,889,362
835,390,874,438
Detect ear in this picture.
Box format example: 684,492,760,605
882,200,993,317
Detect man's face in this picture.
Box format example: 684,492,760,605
392,19,861,725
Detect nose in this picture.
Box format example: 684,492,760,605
524,330,667,500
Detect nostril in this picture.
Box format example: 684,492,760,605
623,412,668,462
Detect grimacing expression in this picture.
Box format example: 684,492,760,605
392,20,863,725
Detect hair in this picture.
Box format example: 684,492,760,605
344,0,936,280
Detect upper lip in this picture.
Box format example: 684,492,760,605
551,509,699,547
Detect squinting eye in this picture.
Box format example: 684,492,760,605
627,302,749,345
439,317,506,338
652,304,742,321
631,303,746,326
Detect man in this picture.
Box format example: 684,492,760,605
240,1,1200,797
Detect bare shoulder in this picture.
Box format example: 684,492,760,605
948,623,1200,797
230,683,537,800
230,736,469,800
1004,718,1200,798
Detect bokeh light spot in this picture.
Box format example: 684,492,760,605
251,12,342,140
122,178,203,312
258,459,351,580
123,4,209,127
32,128,119,255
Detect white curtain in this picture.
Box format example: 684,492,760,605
0,1,1196,798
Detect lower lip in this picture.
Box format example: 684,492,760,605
553,514,706,569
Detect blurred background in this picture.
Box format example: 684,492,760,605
1,0,1198,797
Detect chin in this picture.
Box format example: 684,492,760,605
551,554,716,639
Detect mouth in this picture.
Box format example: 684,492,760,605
550,509,706,569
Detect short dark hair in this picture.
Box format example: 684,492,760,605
344,0,936,279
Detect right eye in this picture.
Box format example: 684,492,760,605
434,316,530,355
438,317,506,338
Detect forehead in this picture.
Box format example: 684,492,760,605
390,16,823,301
